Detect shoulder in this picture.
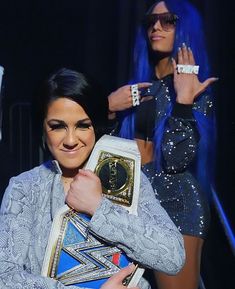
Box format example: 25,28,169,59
139,171,156,198
9,161,54,184
3,161,57,198
1,161,57,211
140,171,150,187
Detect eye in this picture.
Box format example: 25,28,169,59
164,15,176,25
144,14,157,28
48,123,66,130
76,122,92,130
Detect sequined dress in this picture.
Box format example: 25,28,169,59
124,74,213,238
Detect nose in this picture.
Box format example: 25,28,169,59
63,129,79,148
153,19,162,30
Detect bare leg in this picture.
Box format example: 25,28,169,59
155,235,204,289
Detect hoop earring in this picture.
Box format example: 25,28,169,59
42,133,46,151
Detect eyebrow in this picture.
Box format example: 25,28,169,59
46,118,91,124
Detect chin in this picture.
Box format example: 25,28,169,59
151,45,170,53
59,161,84,171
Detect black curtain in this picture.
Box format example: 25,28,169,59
0,1,234,288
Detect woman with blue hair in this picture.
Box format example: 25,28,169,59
108,1,217,288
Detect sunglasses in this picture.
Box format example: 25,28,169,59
144,12,179,31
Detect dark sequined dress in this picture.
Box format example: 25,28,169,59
135,74,213,238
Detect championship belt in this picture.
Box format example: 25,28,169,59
41,135,144,288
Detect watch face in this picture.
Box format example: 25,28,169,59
95,151,135,207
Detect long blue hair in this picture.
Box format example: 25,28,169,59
119,0,216,197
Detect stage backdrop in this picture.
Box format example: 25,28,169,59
0,1,234,288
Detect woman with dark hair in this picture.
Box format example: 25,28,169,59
108,1,217,288
0,68,185,289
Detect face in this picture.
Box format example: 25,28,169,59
147,1,175,54
44,98,95,176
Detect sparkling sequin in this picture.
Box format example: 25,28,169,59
138,75,211,238
142,162,210,238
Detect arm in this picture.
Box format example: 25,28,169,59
162,89,215,173
161,102,200,173
106,83,153,136
0,178,89,289
162,44,216,173
88,172,185,275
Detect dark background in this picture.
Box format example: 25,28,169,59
0,1,234,288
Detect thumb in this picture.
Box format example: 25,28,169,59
111,264,136,282
140,95,153,103
202,77,219,89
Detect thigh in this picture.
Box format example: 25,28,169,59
154,235,204,289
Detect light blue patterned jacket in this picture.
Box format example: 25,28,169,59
0,160,185,289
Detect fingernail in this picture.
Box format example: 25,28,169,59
188,46,191,51
178,47,181,51
182,42,186,47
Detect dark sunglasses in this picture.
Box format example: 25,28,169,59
143,12,179,31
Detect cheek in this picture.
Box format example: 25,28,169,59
78,129,96,150
168,33,175,50
87,131,96,148
45,131,63,150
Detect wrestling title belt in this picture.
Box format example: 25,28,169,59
41,135,144,288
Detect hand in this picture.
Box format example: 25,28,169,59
172,43,218,104
66,169,103,215
108,82,152,113
101,264,140,289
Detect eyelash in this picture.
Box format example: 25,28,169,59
49,123,92,131
49,124,65,130
76,123,92,130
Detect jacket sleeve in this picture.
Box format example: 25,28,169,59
161,102,200,173
162,91,214,173
0,178,89,289
89,172,185,275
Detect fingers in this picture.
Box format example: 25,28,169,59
76,169,95,177
181,43,189,63
172,58,178,78
109,82,153,112
74,169,100,183
188,47,195,64
177,46,183,64
137,82,152,89
171,57,177,70
177,43,195,65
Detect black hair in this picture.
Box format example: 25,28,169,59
37,68,108,140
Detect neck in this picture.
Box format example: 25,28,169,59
61,166,80,179
154,56,173,79
61,175,74,196
60,167,80,195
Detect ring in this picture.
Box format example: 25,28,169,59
176,64,199,74
130,84,140,106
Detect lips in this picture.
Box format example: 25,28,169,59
150,34,165,41
62,150,79,153
60,147,84,154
